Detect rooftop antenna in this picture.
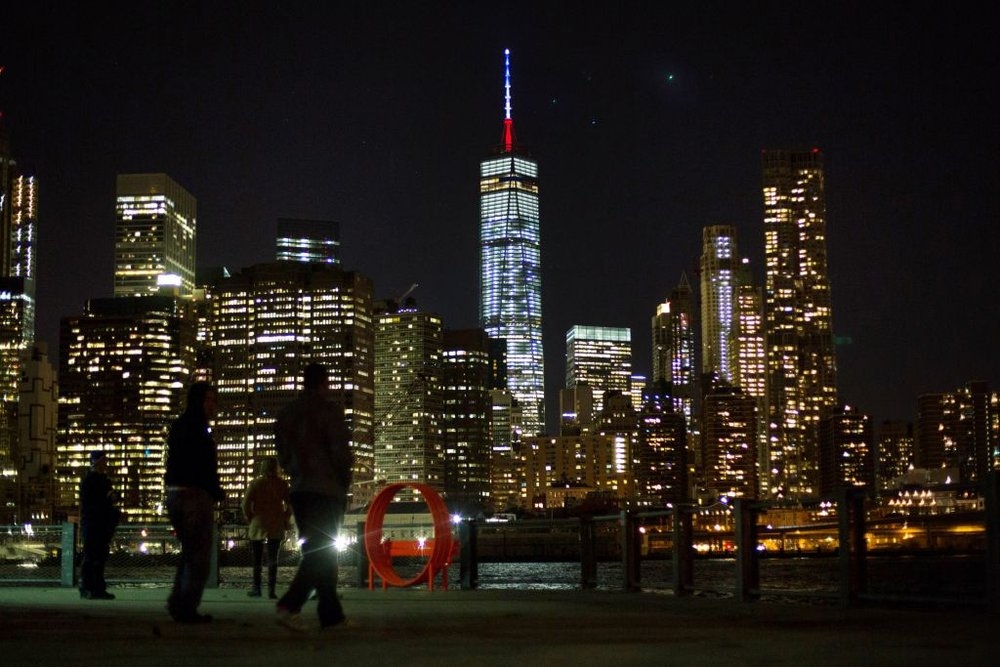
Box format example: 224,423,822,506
502,49,516,152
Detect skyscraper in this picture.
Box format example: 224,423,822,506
479,49,545,435
206,262,375,514
651,273,696,428
57,296,196,522
565,325,632,416
276,218,341,264
441,329,493,510
374,301,444,497
762,149,838,498
700,225,738,383
818,405,874,495
114,173,197,297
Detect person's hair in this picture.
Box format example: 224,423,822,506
185,381,215,416
303,363,328,392
260,456,278,475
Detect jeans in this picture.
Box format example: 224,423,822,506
278,492,346,627
250,538,282,593
166,488,215,617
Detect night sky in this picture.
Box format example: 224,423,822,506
2,2,997,431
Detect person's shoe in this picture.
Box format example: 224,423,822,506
88,591,116,600
276,607,307,633
247,588,262,598
172,611,213,624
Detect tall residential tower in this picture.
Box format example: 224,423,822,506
762,149,837,498
479,49,545,435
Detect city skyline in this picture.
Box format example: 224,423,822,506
1,4,997,431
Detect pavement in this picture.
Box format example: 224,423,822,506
0,585,995,666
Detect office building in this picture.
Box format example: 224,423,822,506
205,262,375,515
374,301,443,498
441,329,493,511
489,388,523,511
114,173,196,297
566,325,632,417
479,49,545,435
276,218,340,264
762,149,838,498
57,296,196,523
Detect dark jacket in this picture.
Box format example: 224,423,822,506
80,471,119,537
274,393,353,501
165,409,225,501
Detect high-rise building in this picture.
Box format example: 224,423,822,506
114,173,197,297
441,329,493,511
636,380,689,506
489,388,523,511
700,225,738,383
276,218,341,265
479,49,545,435
57,296,196,522
915,382,999,482
762,149,838,498
875,420,914,493
818,405,874,495
374,301,443,498
15,342,57,523
1,121,38,510
701,379,759,499
733,260,768,489
651,273,695,428
565,325,632,417
206,262,375,515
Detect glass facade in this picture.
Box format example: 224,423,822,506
114,173,196,298
479,55,545,435
700,225,737,382
565,325,632,417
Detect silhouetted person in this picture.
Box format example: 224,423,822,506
79,450,120,599
242,456,291,598
164,382,224,624
274,363,353,632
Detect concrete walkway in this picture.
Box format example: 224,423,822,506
0,586,995,666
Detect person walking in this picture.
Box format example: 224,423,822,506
242,456,291,599
164,381,225,624
274,362,354,632
78,450,120,600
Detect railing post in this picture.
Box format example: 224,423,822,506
620,510,640,591
672,507,693,596
837,487,867,607
61,522,77,588
985,471,999,609
207,522,219,589
356,520,369,588
580,517,597,589
734,499,760,602
459,519,478,590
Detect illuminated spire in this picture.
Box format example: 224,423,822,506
502,49,516,152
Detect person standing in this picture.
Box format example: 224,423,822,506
78,450,120,600
274,362,353,631
242,456,291,598
164,382,224,624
